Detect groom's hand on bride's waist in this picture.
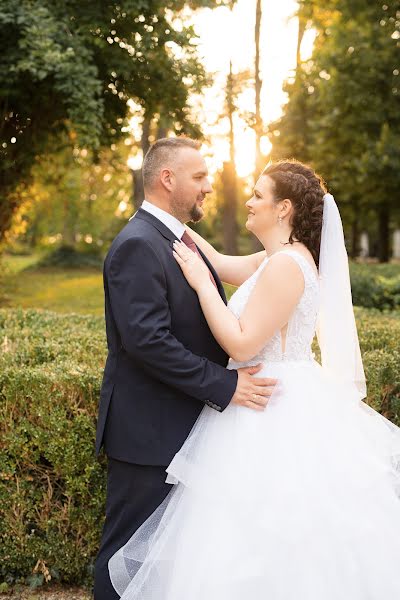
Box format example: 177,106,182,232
231,365,277,411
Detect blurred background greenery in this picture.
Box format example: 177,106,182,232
1,0,399,275
0,0,399,592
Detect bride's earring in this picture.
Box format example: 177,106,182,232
278,216,283,226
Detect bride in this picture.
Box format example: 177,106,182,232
108,160,400,599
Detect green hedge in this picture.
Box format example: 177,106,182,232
354,308,400,421
0,310,107,588
350,262,400,311
0,308,399,587
34,245,104,270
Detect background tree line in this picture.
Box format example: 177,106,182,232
269,0,400,261
1,0,399,261
0,0,231,247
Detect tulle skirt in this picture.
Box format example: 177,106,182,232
109,360,400,599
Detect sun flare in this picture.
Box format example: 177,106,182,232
128,1,315,180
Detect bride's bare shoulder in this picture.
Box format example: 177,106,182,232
254,251,267,269
283,243,318,278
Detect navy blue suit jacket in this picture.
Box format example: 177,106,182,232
96,208,238,465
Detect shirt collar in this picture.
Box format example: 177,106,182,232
140,200,185,240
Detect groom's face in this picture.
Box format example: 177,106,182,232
169,148,213,223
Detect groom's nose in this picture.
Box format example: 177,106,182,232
203,178,213,194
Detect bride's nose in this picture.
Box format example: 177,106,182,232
246,197,254,209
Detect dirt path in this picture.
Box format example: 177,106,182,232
1,585,91,600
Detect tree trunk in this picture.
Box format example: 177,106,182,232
141,118,151,156
63,197,76,247
252,0,264,252
350,219,359,259
221,161,238,255
226,62,235,166
254,0,263,177
132,169,145,211
132,117,152,210
222,62,238,255
156,124,168,139
378,205,390,262
296,10,307,74
0,196,17,246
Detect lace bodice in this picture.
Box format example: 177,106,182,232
228,249,320,368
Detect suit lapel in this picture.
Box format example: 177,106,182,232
133,208,227,304
196,246,227,305
134,208,178,243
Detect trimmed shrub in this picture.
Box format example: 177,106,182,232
355,308,400,424
0,310,107,587
350,262,400,310
0,307,399,586
34,246,103,270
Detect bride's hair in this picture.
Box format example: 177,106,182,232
262,159,327,267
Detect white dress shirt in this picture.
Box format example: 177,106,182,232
140,200,185,240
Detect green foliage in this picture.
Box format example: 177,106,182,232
0,306,399,586
0,309,107,586
12,135,133,251
0,0,223,242
350,262,400,310
270,0,400,259
355,308,400,423
34,246,103,270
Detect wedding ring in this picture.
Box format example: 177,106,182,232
252,393,258,400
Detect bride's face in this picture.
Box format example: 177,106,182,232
245,175,282,236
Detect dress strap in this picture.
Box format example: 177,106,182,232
271,248,319,284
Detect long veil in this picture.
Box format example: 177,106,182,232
316,194,366,400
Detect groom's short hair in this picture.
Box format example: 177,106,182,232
142,137,201,191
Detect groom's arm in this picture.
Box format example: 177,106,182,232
107,236,238,411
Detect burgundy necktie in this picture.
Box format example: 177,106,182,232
180,231,218,290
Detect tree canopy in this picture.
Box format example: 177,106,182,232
269,0,400,260
0,0,231,242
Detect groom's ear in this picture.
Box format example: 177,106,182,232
160,167,174,192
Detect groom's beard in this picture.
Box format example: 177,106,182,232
189,201,204,223
171,194,205,223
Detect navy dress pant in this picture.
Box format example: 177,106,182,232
93,458,172,600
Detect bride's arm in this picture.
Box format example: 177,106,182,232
185,226,266,286
173,243,304,362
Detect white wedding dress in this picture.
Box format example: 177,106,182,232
109,249,400,600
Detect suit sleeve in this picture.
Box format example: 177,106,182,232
107,236,238,411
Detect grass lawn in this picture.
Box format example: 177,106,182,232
2,253,41,272
1,254,105,315
1,253,399,317
1,253,238,315
11,269,104,315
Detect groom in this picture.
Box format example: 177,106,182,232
93,137,275,599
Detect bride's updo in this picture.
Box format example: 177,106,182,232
262,159,326,267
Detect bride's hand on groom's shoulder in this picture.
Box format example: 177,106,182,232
173,240,211,292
